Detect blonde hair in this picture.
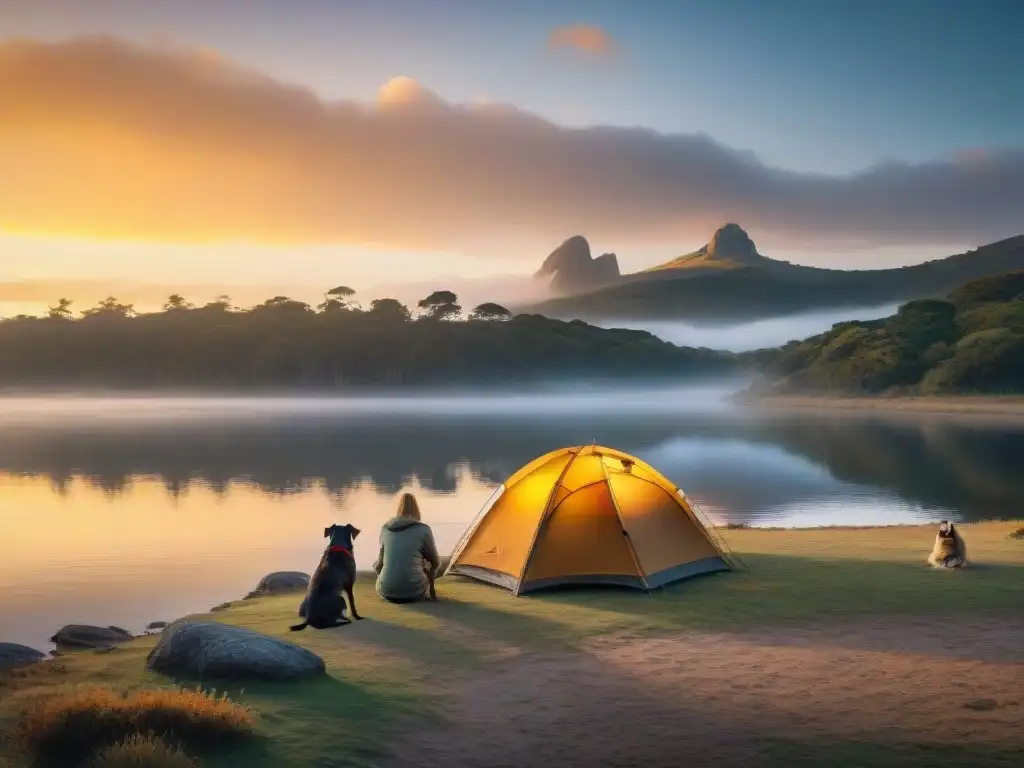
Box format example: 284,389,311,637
396,492,421,521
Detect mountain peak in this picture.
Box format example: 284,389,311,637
535,236,620,295
706,223,761,264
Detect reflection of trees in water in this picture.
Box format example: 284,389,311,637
747,416,1024,520
0,412,1022,522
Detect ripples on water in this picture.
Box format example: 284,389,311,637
2,389,1023,651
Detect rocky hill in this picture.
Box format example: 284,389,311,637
525,224,1024,323
534,235,621,295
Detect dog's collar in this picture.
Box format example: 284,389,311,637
329,545,353,558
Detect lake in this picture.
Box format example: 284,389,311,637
2,389,1023,653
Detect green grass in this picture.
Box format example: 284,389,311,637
2,521,1022,768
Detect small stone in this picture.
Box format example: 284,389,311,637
50,625,134,651
244,571,310,600
964,698,999,711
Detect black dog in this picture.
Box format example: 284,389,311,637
290,523,364,631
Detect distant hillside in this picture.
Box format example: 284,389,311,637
0,302,737,390
745,271,1024,396
524,224,1024,323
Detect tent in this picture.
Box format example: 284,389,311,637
443,444,733,595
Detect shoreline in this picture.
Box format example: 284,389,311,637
737,393,1024,420
6,520,1022,659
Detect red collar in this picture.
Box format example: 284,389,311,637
329,545,353,558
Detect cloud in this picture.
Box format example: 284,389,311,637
547,23,618,58
1,36,1023,257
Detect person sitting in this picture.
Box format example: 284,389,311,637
372,492,440,603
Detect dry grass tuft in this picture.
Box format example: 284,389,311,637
17,685,252,764
1009,526,1024,539
90,733,199,768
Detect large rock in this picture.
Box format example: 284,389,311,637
705,223,762,265
0,642,46,670
535,235,620,295
50,625,134,651
244,571,310,600
146,621,325,681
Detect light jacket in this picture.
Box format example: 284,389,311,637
372,516,441,601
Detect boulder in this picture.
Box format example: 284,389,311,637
146,621,168,631
244,571,310,599
0,642,46,670
146,621,325,681
50,625,134,651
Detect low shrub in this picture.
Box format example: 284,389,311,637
90,733,198,768
17,685,252,764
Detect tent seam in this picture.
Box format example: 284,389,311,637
513,445,582,595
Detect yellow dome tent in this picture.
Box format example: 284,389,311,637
443,444,733,595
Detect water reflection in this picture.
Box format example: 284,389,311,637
3,396,1024,652
1,409,1022,520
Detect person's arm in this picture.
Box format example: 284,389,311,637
372,533,385,575
421,527,441,574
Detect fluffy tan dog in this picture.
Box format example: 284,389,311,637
927,521,968,568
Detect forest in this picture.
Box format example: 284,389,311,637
0,289,735,389
747,271,1024,395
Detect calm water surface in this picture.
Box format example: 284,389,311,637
2,389,1023,652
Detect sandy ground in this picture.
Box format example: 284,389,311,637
740,394,1024,422
382,616,1024,768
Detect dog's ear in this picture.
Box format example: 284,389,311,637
347,523,361,539
324,525,335,538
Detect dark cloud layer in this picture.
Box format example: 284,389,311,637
1,36,1021,254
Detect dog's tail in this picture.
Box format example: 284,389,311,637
289,620,309,632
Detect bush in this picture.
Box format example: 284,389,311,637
17,685,253,764
90,734,198,768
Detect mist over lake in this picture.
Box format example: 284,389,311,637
594,304,901,351
2,388,1023,652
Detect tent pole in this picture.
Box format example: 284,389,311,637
512,446,582,596
600,459,651,592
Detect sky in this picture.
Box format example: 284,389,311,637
1,0,1022,315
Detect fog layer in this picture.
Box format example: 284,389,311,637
595,304,901,351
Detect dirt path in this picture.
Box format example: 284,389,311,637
382,617,1024,768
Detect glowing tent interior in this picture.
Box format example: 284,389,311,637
443,444,733,595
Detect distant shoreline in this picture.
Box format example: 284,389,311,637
738,393,1024,420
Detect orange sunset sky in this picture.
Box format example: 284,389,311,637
1,0,1022,316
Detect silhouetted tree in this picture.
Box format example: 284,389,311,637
82,296,134,318
319,285,359,313
369,298,412,322
470,302,512,321
47,298,74,320
417,290,461,320
163,294,194,312
201,295,234,313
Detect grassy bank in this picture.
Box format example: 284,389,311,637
2,522,1022,768
739,393,1024,420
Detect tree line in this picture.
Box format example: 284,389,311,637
29,287,513,323
0,288,734,389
